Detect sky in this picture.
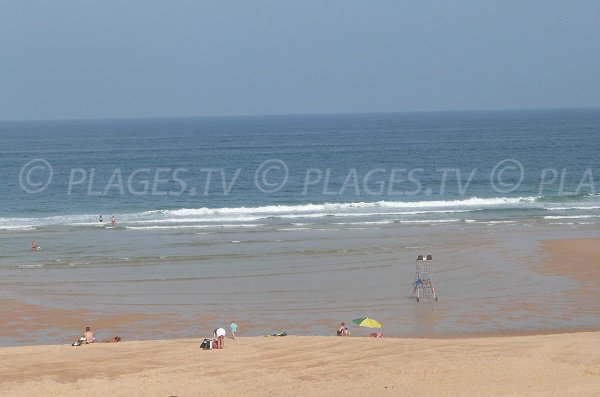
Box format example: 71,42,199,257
1,0,599,121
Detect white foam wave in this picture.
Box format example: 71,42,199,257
548,222,590,225
278,209,474,219
126,224,265,230
543,215,600,220
546,206,600,211
332,220,394,225
0,196,552,229
127,216,264,224
157,197,537,217
398,219,462,224
0,226,37,231
465,220,517,224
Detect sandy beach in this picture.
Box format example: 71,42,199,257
2,3,600,395
1,237,599,396
1,332,600,396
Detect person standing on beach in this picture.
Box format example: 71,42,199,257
230,321,237,339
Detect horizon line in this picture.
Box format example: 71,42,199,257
1,105,599,124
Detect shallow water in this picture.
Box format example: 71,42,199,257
1,220,597,346
1,110,599,345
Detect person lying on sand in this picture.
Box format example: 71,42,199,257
101,336,122,343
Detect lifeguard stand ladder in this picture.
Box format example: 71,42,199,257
412,254,438,303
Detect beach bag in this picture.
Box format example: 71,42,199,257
200,338,212,350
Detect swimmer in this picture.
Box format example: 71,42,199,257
99,215,103,223
111,215,116,226
31,241,41,251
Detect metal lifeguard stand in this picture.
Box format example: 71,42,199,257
412,254,438,302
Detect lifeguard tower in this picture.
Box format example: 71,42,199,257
412,254,438,302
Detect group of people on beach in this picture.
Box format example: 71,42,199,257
211,321,237,349
74,320,353,347
72,326,121,346
73,320,350,348
74,322,237,348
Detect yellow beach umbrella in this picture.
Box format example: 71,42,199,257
352,317,382,329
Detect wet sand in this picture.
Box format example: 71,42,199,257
536,238,600,296
1,229,599,345
1,236,600,395
1,333,600,396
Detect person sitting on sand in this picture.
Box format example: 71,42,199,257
337,322,349,336
84,326,96,344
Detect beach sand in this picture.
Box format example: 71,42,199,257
2,237,599,395
1,333,600,396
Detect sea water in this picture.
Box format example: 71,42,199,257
0,109,599,345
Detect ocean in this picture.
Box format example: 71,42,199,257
1,109,599,345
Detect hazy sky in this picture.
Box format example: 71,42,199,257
1,0,599,120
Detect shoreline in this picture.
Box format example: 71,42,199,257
2,332,600,396
2,235,599,346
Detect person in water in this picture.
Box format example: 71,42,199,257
111,215,116,226
99,215,103,223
